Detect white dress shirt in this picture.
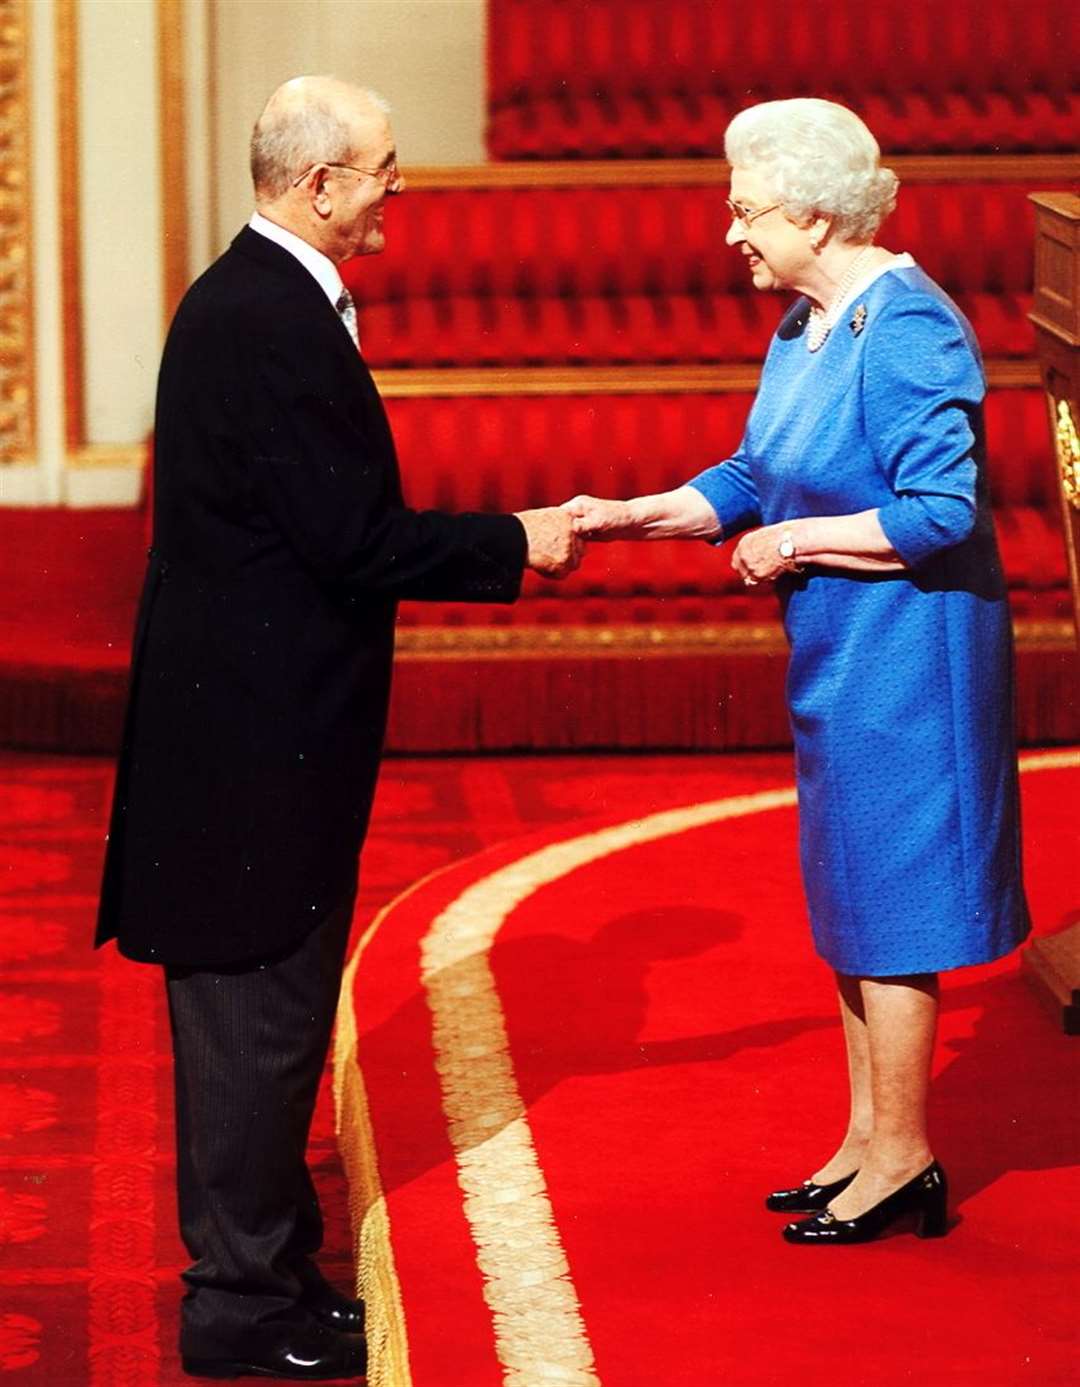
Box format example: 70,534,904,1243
248,211,345,307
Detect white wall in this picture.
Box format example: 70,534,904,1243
78,0,164,444
211,0,487,252
5,0,488,506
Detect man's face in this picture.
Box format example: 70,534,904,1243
328,113,403,261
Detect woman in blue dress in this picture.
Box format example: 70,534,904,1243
565,98,1029,1245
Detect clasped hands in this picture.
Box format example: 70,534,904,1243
520,496,798,585
514,507,586,579
515,495,641,578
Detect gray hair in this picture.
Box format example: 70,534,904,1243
724,99,898,243
250,78,391,200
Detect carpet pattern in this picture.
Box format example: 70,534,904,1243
1,750,1077,1384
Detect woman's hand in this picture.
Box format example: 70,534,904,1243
562,495,636,540
731,523,799,586
562,487,722,541
734,512,906,579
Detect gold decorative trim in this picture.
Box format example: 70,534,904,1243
0,0,34,463
403,154,1080,192
392,617,1073,661
56,0,84,449
66,442,146,468
373,359,1038,400
985,360,1042,389
394,621,787,661
1019,748,1080,772
333,896,419,1387
1014,617,1080,650
157,0,189,327
373,364,761,398
1054,398,1080,511
405,160,733,190
419,786,797,1386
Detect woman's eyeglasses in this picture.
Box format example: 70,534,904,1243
726,199,781,227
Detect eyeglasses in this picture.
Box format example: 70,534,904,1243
726,199,781,227
291,160,401,189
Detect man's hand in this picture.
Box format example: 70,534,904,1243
515,507,585,579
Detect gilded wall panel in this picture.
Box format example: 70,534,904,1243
0,0,32,462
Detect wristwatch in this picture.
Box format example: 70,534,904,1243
777,530,804,572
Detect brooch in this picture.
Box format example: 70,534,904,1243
850,304,867,336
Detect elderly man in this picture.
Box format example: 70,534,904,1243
96,76,579,1381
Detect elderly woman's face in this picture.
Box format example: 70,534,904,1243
725,167,817,293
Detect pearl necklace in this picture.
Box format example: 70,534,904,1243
806,246,877,353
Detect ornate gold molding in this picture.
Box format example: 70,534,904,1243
0,0,34,463
985,360,1042,389
372,363,761,398
56,0,84,448
392,617,1074,661
66,442,146,468
157,0,189,328
1055,398,1080,511
403,154,1080,192
393,620,789,661
373,359,1039,399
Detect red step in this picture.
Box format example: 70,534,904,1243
488,0,1078,158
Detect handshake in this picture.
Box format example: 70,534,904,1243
515,496,631,579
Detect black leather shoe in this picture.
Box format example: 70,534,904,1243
765,1169,858,1213
181,1320,367,1380
782,1161,949,1245
298,1279,365,1334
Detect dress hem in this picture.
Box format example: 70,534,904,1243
814,923,1032,978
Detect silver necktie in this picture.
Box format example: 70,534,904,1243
335,287,360,350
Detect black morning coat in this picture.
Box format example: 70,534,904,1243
95,227,527,967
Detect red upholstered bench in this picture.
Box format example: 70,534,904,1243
488,0,1079,158
383,388,1070,628
375,388,1074,751
343,183,1057,367
333,164,1075,748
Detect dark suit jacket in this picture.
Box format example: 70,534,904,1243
96,227,526,966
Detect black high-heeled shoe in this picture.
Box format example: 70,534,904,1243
765,1169,858,1213
782,1161,948,1244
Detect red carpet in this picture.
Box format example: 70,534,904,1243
1,750,1077,1384
341,752,1080,1387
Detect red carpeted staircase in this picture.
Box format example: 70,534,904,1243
487,0,1078,159
2,1,1078,755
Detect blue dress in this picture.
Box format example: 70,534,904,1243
689,264,1030,976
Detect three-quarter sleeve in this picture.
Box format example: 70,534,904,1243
868,293,984,567
685,449,762,542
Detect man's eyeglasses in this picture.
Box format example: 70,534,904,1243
726,199,781,227
292,160,401,189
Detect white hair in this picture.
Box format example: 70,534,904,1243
250,78,391,200
724,99,898,242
